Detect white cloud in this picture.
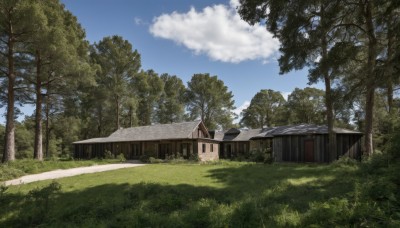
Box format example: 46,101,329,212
149,0,279,63
134,17,147,26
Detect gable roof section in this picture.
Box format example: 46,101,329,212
213,128,263,142
73,120,203,144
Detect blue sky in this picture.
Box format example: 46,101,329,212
1,0,322,124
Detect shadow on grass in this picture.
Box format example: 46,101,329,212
0,164,368,227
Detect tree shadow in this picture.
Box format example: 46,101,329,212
0,163,362,227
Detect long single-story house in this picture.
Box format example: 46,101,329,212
73,121,363,162
73,121,219,161
215,124,363,162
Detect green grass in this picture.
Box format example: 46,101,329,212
0,160,399,227
0,159,123,182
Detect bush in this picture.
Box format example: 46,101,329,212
332,156,359,167
189,153,200,162
149,157,164,164
104,150,114,159
0,164,25,182
248,148,273,164
117,153,126,162
140,155,150,163
23,181,62,225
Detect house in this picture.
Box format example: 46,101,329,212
73,120,219,161
215,124,363,163
73,121,362,163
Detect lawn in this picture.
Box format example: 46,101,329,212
0,160,398,227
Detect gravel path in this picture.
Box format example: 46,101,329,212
3,162,146,186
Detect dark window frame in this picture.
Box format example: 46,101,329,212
202,144,206,153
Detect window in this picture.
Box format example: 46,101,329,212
210,144,213,152
202,144,206,153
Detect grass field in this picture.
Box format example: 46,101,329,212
0,160,399,227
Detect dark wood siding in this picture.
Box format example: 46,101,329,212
273,134,362,163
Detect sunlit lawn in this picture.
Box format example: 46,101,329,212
1,162,364,227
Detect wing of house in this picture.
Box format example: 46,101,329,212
73,121,362,163
73,120,219,161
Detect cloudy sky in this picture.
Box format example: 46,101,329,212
1,0,322,123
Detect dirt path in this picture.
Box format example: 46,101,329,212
3,162,146,186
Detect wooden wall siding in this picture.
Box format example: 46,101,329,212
219,142,250,158
275,135,330,163
273,134,361,163
336,134,362,160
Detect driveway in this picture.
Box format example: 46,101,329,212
4,162,146,186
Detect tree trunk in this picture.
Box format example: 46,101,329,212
3,21,16,163
320,6,337,162
45,97,50,158
363,0,377,156
34,50,43,160
116,96,120,130
386,10,394,115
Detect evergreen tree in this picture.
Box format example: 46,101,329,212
240,89,286,128
185,73,235,130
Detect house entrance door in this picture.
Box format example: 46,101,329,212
304,139,314,162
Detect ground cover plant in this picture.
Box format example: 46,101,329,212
0,159,123,182
1,157,399,227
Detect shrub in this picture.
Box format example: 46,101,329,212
117,153,126,162
149,157,164,164
0,164,25,182
140,155,150,163
104,150,114,159
332,156,359,167
23,181,62,225
189,153,200,162
248,148,273,164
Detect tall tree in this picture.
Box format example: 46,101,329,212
133,69,163,126
90,35,141,130
25,0,92,160
0,0,41,162
286,87,325,124
238,0,345,159
240,89,285,128
155,73,186,124
186,73,235,130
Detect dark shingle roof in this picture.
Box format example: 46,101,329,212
213,128,263,141
73,120,203,144
253,124,362,138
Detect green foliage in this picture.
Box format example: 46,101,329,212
24,181,62,225
246,148,273,164
156,74,186,124
189,153,200,162
285,87,326,124
1,162,400,227
139,155,150,163
133,70,163,126
149,157,164,164
185,73,235,129
104,150,114,159
241,89,287,128
117,153,126,162
0,159,120,181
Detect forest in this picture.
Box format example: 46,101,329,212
1,0,399,162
